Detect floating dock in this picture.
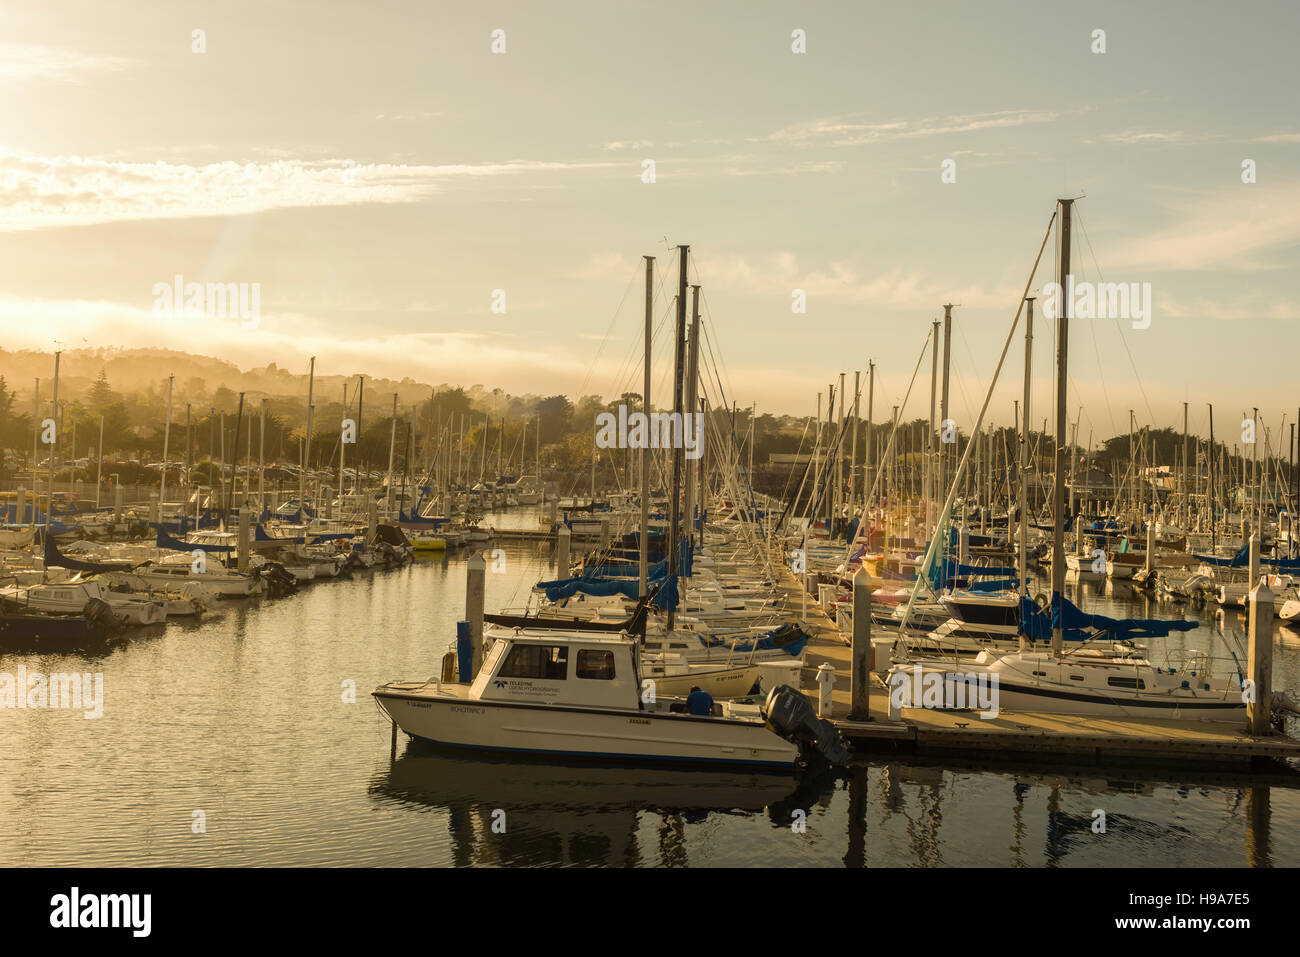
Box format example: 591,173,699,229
774,566,1300,767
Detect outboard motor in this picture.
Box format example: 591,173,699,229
764,684,851,766
82,597,124,635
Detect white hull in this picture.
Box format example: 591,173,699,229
374,687,797,767
641,662,761,698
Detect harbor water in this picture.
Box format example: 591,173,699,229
2,530,1298,867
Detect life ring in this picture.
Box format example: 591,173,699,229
1034,591,1049,611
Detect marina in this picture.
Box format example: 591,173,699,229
5,5,1300,927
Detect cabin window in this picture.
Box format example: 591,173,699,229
1069,674,1084,681
1107,676,1146,690
575,649,616,680
499,644,568,680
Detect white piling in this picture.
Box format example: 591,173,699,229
466,551,486,674
816,662,836,719
850,572,873,721
557,524,571,576
1247,572,1274,736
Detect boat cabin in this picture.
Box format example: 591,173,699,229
472,630,641,710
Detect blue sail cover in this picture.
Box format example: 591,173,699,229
156,527,234,552
1051,593,1199,641
697,625,809,657
540,543,692,607
651,574,678,612
1192,545,1248,567
968,577,1020,592
399,510,447,526
928,557,1017,592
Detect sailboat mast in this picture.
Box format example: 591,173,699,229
685,285,701,550
940,304,953,504
1208,403,1217,550
666,244,688,630
386,394,398,516
1020,296,1034,596
301,357,315,511
1050,197,1074,656
927,320,938,536
639,255,653,598
47,354,60,537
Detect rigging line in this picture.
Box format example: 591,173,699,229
852,327,933,526
1076,207,1158,429
572,261,642,404
895,205,1058,641
608,290,677,404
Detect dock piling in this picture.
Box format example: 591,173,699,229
850,572,872,721
237,505,250,573
467,551,486,674
1247,565,1274,737
557,524,571,576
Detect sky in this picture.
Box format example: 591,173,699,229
1,0,1299,446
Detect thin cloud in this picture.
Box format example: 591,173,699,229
760,109,1061,147
0,150,618,230
0,42,131,81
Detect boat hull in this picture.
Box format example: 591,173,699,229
373,690,797,767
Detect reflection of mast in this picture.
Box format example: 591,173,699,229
1044,783,1064,866
657,812,688,867
1245,784,1271,867
844,765,868,868
1011,781,1029,867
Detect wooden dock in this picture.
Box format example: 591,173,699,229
774,566,1300,767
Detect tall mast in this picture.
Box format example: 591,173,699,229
684,285,702,551
1050,197,1074,656
836,371,846,535
340,384,348,510
849,370,861,535
865,362,875,525
387,394,399,516
1020,296,1034,596
231,393,246,531
639,255,653,598
355,375,364,495
927,319,939,535
47,354,60,537
301,356,315,511
940,304,953,503
1182,402,1189,527
259,398,266,516
666,244,688,629
1208,403,1217,550
160,374,174,515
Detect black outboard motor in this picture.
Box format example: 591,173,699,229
764,684,852,766
82,597,124,635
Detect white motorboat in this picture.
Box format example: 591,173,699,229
0,578,167,626
134,558,263,597
373,628,802,767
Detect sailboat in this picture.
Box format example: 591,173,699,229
888,199,1249,720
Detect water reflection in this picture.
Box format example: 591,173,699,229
370,742,802,866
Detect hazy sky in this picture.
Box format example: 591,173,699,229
2,1,1298,445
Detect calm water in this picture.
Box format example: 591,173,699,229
2,526,1299,867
